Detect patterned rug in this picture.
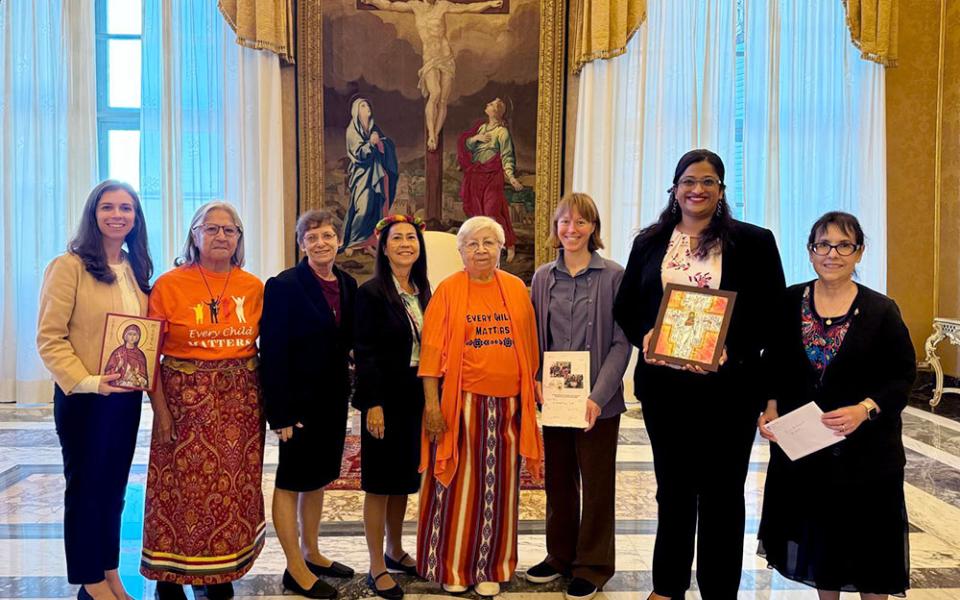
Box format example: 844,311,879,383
326,435,544,491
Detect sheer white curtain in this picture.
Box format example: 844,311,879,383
141,0,285,280
574,0,886,290
743,0,886,289
0,0,98,403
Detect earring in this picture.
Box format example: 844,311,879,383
671,199,678,214
716,201,723,216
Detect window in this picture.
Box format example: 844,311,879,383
95,0,142,189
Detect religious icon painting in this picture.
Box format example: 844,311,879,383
297,0,567,283
647,284,737,372
97,313,164,392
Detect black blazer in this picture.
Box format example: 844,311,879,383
767,282,916,473
614,220,787,409
353,276,427,411
260,258,357,429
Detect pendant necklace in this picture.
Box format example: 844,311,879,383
198,264,232,324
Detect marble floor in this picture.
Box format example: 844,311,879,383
2,390,960,600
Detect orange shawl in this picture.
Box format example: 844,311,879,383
418,269,543,487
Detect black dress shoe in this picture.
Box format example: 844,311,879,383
384,552,418,576
305,560,354,579
155,582,188,600
282,570,338,599
366,571,403,600
204,582,234,600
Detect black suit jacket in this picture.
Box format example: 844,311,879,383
767,282,916,473
614,220,787,409
260,258,357,429
352,277,428,411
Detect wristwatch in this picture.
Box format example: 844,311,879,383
860,399,879,421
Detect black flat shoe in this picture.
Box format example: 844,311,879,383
366,572,403,600
384,552,418,576
155,582,187,600
282,570,338,599
204,582,234,600
306,560,354,579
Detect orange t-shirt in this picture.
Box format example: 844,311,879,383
148,264,263,360
460,278,521,397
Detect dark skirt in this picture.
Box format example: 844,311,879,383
758,445,910,596
275,406,347,492
360,366,425,495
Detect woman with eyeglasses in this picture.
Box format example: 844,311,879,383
260,209,358,599
757,212,916,599
416,216,543,598
613,149,786,599
141,202,266,600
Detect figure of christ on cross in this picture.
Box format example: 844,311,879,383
360,0,504,152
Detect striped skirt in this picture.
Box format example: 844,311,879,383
140,358,266,584
416,392,521,586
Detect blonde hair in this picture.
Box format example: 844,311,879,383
548,192,604,252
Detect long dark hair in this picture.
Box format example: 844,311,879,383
374,220,431,311
637,148,734,257
68,180,153,293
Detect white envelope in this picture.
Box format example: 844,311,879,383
765,401,844,461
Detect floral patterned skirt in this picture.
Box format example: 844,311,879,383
140,358,265,584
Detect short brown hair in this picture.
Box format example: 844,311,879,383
548,192,604,252
296,209,341,245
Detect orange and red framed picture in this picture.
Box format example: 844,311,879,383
97,313,164,392
647,284,737,372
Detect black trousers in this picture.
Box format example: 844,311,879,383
54,385,142,584
543,414,621,588
640,376,758,599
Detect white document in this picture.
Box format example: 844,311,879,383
541,351,590,428
765,401,843,461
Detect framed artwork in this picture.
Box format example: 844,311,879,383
296,0,567,283
98,313,164,392
647,284,737,372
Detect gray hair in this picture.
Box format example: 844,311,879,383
456,216,505,250
175,201,246,267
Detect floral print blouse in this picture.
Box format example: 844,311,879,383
801,283,857,378
661,227,722,289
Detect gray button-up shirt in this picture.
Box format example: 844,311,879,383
531,250,632,419
547,252,604,353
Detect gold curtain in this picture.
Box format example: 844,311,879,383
218,0,294,63
572,0,647,74
844,0,898,66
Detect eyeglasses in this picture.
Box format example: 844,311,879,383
194,223,241,238
677,177,720,189
304,232,338,244
463,239,501,253
808,241,860,256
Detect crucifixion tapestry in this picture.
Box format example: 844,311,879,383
297,0,567,283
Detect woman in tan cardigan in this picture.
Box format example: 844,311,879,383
36,180,153,600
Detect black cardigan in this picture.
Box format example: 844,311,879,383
613,220,787,409
260,258,357,429
767,282,916,472
352,276,427,411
